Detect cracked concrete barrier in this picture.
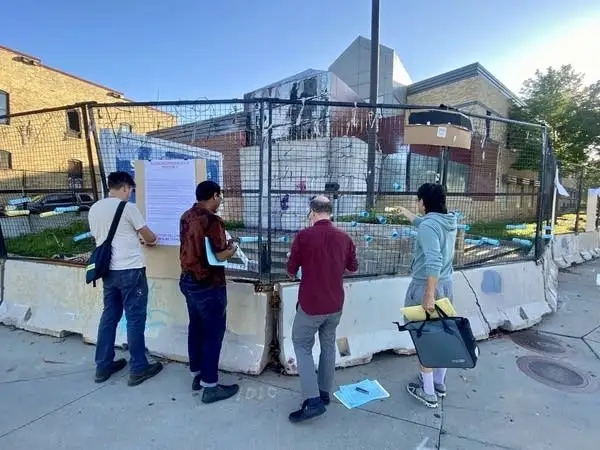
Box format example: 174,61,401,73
275,277,415,374
0,260,272,375
461,261,551,331
275,272,490,375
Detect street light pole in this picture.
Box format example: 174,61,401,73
366,0,380,209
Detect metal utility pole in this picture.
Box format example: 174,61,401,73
365,0,380,209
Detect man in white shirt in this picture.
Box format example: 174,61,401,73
88,171,163,386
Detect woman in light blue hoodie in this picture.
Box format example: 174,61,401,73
398,183,457,408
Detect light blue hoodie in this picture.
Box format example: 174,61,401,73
410,212,458,283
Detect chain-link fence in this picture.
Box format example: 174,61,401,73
551,165,600,235
0,104,98,263
0,99,548,281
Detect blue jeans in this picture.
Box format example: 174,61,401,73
95,268,149,375
179,273,227,384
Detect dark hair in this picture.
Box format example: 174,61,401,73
107,171,135,190
309,196,332,215
417,183,447,214
196,180,221,201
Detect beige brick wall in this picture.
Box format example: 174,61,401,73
0,47,174,196
406,77,479,107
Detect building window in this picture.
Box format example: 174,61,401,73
0,90,9,125
0,150,12,169
66,109,82,138
485,110,491,139
119,123,132,133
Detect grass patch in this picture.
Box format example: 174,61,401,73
5,219,246,259
4,213,587,259
6,221,95,259
469,213,586,241
224,220,245,230
336,214,412,226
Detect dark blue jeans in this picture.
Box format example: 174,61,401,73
179,273,227,384
95,268,149,375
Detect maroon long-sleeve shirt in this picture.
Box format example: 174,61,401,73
287,220,359,315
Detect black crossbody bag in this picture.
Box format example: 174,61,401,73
85,201,127,287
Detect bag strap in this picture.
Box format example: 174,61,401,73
425,304,449,320
105,201,127,246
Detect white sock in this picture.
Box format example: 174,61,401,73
421,371,435,396
200,381,217,388
433,368,447,385
191,371,201,378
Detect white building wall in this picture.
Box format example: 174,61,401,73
329,36,412,105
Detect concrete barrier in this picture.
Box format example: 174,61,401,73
275,272,491,375
0,259,102,336
552,232,600,268
461,261,550,331
0,260,272,375
276,277,413,375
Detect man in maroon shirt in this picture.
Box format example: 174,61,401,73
179,180,240,404
286,195,358,423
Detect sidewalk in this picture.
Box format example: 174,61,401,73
1,260,599,450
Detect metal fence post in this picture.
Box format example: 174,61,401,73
534,126,549,260
574,166,584,234
439,146,449,189
365,0,380,210
266,101,273,281
85,103,108,197
0,222,7,258
257,101,265,281
80,103,100,201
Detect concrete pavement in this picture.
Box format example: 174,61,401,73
1,259,600,450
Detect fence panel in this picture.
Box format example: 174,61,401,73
89,100,265,280
0,99,546,282
264,101,545,280
0,104,97,263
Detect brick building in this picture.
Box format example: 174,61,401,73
0,45,174,199
150,37,540,225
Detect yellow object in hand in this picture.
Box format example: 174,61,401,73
400,298,457,321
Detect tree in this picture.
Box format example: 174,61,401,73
508,65,600,174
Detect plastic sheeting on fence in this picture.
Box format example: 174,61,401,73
0,260,272,375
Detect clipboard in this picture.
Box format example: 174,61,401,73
205,231,250,270
400,298,457,321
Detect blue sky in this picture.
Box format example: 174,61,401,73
3,0,599,101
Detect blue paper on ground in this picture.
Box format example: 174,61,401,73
333,379,390,409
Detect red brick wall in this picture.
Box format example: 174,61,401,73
187,131,246,192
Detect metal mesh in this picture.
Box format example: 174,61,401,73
0,99,547,281
0,104,97,262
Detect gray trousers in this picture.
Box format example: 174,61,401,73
292,306,342,400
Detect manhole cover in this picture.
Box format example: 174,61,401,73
516,356,596,393
510,330,566,355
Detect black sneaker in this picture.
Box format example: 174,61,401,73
127,362,163,387
319,390,330,405
289,397,326,423
192,374,203,391
95,358,127,383
201,384,240,404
